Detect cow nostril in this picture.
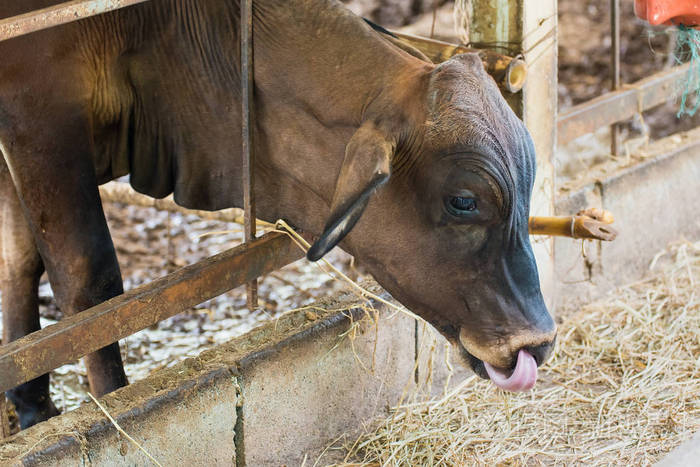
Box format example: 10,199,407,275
522,337,556,367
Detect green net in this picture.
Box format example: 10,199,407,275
674,24,700,117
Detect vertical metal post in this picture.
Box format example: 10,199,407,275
610,0,621,156
241,0,258,310
470,0,558,309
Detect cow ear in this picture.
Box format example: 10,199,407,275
306,123,394,261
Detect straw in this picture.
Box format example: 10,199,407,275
87,393,163,466
335,240,700,465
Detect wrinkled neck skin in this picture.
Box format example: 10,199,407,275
249,0,432,236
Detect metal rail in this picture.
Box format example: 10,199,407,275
0,232,304,393
557,63,689,146
0,0,151,42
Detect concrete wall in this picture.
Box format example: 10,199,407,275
657,432,700,467
554,128,700,308
234,297,416,465
0,285,429,466
0,365,241,466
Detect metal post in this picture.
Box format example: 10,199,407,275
470,0,558,309
241,0,258,311
610,0,621,156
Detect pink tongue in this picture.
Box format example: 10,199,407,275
483,349,538,392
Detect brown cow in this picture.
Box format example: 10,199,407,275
0,0,556,429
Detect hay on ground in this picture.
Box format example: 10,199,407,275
335,240,700,466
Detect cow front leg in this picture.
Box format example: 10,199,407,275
5,156,129,399
0,110,128,409
0,158,59,429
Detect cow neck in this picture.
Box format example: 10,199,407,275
255,0,430,124
251,0,432,237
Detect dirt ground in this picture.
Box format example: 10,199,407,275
2,0,696,432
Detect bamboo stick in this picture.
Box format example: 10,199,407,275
528,209,618,241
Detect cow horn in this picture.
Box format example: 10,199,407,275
307,122,394,261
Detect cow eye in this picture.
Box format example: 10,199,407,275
448,196,477,215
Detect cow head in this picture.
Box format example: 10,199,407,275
307,53,556,392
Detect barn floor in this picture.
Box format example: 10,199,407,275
331,239,700,465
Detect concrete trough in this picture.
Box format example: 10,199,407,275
1,128,699,465
0,284,431,466
554,127,700,308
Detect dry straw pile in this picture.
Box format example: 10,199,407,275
338,240,700,465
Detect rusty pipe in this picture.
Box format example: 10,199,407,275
390,31,527,93
610,0,621,156
0,232,304,393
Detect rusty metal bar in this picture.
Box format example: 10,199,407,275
558,63,690,146
610,0,621,155
241,0,258,310
0,232,303,393
0,0,151,42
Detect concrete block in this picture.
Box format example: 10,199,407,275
234,284,417,466
553,182,606,308
656,431,700,466
599,137,700,282
0,365,240,466
0,282,418,467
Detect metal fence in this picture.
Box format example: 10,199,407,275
558,0,688,146
0,0,267,395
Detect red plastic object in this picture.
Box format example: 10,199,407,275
635,0,700,27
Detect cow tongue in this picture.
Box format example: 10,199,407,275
483,349,538,392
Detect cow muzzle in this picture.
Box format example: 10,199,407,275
458,327,556,392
